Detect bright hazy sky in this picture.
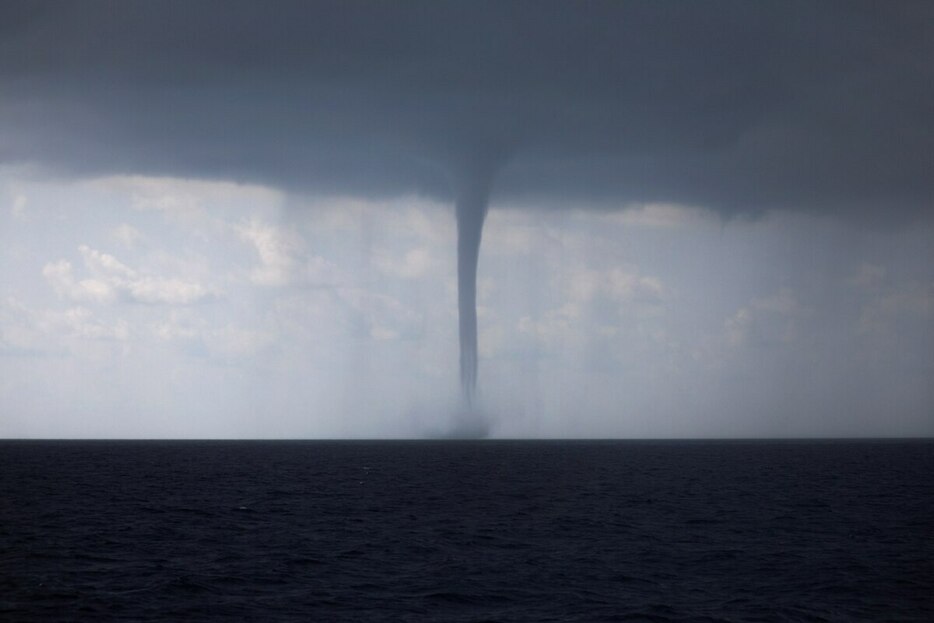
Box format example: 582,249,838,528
2,172,931,438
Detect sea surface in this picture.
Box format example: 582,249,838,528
1,440,932,622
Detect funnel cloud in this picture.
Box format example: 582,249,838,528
454,155,502,409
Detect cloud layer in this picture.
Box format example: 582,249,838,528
2,1,932,218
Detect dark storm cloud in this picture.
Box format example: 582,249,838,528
1,0,932,217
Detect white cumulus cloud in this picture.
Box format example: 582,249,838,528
43,246,212,306
724,288,807,348
112,223,142,248
42,260,116,304
237,219,302,286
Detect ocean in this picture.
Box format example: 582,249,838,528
1,440,932,621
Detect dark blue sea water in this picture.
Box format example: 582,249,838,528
1,440,932,622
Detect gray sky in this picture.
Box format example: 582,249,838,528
1,1,932,437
